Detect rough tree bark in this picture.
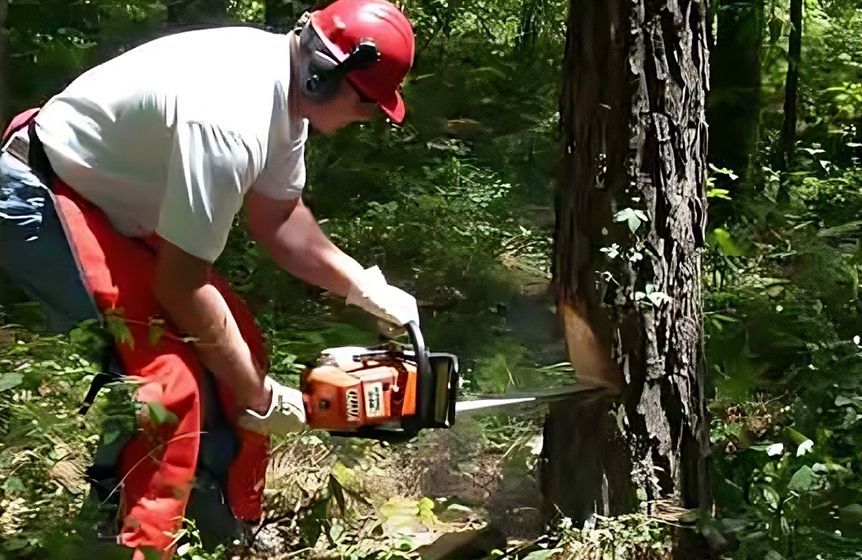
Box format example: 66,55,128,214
542,0,711,548
708,0,763,179
777,0,802,172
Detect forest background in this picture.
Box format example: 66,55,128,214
0,0,861,559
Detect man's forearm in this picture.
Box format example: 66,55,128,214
155,282,267,412
246,192,420,329
253,200,364,297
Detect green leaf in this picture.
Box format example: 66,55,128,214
299,499,327,546
380,497,420,529
3,538,29,552
614,207,647,233
2,476,25,494
707,187,732,200
146,402,178,426
102,428,122,445
331,460,362,494
839,504,862,525
835,395,862,408
784,428,810,445
647,290,671,307
796,439,814,457
148,318,165,347
709,163,740,181
104,310,134,349
0,372,23,392
766,443,784,457
329,518,344,543
788,466,817,493
417,496,438,526
710,228,744,257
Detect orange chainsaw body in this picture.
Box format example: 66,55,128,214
302,353,418,431
300,325,459,438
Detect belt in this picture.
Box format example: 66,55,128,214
1,122,56,183
2,128,31,166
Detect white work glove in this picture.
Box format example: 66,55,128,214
346,266,420,330
238,376,307,434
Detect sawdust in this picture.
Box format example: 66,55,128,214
248,424,547,558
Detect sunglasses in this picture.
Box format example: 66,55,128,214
347,82,375,104
357,90,377,105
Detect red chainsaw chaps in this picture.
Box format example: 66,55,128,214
3,111,270,557
2,108,39,139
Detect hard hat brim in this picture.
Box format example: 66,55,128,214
348,75,407,124
378,90,406,123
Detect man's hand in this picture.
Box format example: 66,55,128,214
346,266,420,328
238,376,307,434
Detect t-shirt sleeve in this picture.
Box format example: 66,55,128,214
250,120,308,200
157,121,258,262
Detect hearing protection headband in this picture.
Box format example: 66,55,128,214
296,13,381,101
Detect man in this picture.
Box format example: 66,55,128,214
27,0,417,428
0,0,418,554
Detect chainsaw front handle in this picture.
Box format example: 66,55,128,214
403,321,435,434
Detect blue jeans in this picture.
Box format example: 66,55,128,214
0,148,99,332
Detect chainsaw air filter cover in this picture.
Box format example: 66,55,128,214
301,323,459,439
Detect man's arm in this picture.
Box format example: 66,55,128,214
245,190,365,297
153,239,270,412
246,190,420,328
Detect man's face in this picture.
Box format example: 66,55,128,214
306,80,381,135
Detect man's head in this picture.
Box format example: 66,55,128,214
294,0,415,134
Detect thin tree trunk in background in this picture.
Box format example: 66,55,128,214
777,0,802,172
515,0,541,53
543,0,711,549
708,0,763,179
266,0,313,31
166,0,229,27
0,0,8,128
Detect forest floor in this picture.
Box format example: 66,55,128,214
244,418,548,559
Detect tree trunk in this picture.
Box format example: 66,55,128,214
777,0,802,172
166,0,229,27
0,0,7,129
708,0,763,180
265,0,313,31
542,0,711,545
515,0,541,53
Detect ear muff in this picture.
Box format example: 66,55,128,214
297,20,380,102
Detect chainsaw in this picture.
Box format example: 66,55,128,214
301,322,595,439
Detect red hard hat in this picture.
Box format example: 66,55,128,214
310,0,415,122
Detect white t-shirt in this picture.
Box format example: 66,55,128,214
35,27,309,262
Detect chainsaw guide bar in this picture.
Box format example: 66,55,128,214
302,323,605,440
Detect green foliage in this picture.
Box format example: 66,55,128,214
172,520,230,560
705,6,862,550
0,323,137,559
487,514,672,559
